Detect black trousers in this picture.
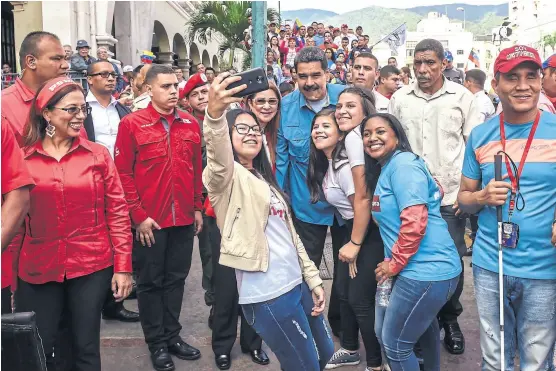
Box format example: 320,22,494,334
291,215,347,336
438,206,466,325
2,286,11,314
336,220,384,368
15,267,113,371
197,212,215,306
133,225,194,353
208,216,262,355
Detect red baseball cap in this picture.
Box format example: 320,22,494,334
341,24,348,29
493,45,542,74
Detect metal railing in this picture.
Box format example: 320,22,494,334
1,71,89,91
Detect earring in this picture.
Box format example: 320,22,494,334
45,121,56,138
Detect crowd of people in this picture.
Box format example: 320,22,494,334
1,18,556,371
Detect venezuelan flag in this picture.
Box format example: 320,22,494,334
292,18,303,35
468,49,480,68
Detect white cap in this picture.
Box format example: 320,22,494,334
123,65,134,72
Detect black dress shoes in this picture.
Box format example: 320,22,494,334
215,354,231,370
168,341,201,360
242,348,270,365
102,306,140,322
151,348,175,371
443,323,465,354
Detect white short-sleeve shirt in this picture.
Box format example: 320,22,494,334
323,158,355,220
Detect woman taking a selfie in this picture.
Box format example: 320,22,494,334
361,113,461,371
202,72,334,371
15,77,133,371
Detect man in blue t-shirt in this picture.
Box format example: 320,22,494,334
458,45,556,371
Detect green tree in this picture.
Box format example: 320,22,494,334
543,32,556,54
185,1,278,70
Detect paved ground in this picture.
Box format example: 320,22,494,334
100,237,483,371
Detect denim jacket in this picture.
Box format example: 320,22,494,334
276,83,346,226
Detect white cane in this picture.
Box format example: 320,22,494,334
494,154,505,370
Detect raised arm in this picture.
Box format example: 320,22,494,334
202,72,247,195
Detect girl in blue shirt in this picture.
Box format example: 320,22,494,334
361,113,462,371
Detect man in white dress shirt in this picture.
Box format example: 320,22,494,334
85,60,140,322
464,69,495,122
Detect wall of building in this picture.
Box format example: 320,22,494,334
11,1,43,72
9,0,228,75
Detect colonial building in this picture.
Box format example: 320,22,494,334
3,1,239,76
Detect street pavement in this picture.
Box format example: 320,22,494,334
100,236,484,371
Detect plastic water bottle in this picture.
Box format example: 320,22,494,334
376,258,393,307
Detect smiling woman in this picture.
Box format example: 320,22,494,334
17,76,133,370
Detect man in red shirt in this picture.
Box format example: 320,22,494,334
2,31,69,145
115,64,203,371
1,122,34,314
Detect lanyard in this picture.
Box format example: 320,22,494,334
499,110,540,212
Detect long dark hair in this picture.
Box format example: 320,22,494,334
307,108,348,203
361,113,414,195
246,81,281,166
226,109,289,204
24,82,84,148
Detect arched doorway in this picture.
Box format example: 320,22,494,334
189,43,201,75
212,55,220,72
173,33,189,75
189,43,201,65
152,20,172,65
202,50,211,68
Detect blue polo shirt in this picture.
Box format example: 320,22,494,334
462,111,556,279
373,151,462,281
276,83,346,225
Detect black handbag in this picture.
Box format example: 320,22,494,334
1,311,47,371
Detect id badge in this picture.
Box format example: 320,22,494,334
501,222,519,249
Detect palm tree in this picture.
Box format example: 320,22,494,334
185,1,279,70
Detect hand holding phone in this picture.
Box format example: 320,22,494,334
225,67,270,98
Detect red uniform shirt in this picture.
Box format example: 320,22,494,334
114,103,203,228
18,138,132,284
1,122,35,289
1,78,35,145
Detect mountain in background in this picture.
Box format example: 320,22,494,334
407,3,507,22
282,4,508,44
280,9,338,25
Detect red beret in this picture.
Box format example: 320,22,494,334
179,73,209,100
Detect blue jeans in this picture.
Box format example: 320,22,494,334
375,275,459,371
474,265,556,371
242,283,334,371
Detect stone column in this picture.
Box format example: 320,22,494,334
11,1,44,72
178,58,191,79
157,52,174,66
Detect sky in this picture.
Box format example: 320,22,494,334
268,0,507,14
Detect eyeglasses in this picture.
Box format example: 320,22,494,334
52,105,91,116
233,124,262,136
89,72,118,78
253,98,279,107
